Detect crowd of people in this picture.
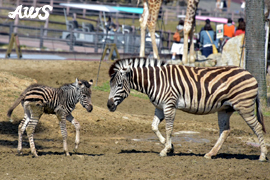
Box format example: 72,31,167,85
171,17,246,60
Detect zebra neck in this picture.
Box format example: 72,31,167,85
60,84,80,104
130,67,152,95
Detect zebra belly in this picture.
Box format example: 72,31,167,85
175,97,199,113
175,97,234,114
44,106,55,114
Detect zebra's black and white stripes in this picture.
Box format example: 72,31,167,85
7,79,93,157
107,57,267,161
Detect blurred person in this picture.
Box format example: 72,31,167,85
199,19,211,46
223,18,235,38
200,23,218,57
235,18,244,32
235,21,245,36
171,20,184,60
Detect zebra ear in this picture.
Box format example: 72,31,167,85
75,78,79,86
75,78,83,87
89,79,93,86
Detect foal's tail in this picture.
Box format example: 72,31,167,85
256,95,266,133
7,94,25,117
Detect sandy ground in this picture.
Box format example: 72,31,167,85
0,59,270,180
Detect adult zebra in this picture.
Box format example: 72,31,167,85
107,57,268,161
7,79,93,157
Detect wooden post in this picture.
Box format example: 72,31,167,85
14,0,20,33
83,2,86,18
50,0,54,12
33,0,37,8
67,0,70,15
5,33,22,59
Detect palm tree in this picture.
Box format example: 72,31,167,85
245,0,267,104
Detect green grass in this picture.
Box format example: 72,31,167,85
94,80,148,99
94,81,110,92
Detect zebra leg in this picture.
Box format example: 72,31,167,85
58,115,70,156
26,119,39,157
204,110,233,159
25,102,43,157
160,107,176,157
238,108,268,162
18,114,29,155
66,114,80,152
152,108,165,145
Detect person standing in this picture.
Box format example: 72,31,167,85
200,23,217,57
223,18,235,38
235,21,245,36
171,20,184,60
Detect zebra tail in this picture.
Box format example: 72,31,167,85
256,95,266,133
7,94,25,117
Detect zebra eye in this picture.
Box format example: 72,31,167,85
118,84,122,87
82,95,87,98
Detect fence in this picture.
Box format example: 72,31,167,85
0,23,174,55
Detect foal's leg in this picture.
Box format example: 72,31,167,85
204,110,233,159
57,113,70,156
160,106,176,157
18,113,30,155
152,108,165,145
25,103,43,157
66,114,80,152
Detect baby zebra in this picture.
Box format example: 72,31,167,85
7,78,93,157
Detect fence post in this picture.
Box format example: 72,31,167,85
168,30,171,49
164,9,168,25
9,23,14,41
40,26,44,48
69,29,74,51
83,2,86,18
94,32,98,53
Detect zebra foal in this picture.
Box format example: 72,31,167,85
107,57,268,161
7,78,93,157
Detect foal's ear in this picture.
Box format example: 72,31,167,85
89,79,93,87
75,78,83,87
89,79,93,85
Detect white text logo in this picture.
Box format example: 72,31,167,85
8,5,53,20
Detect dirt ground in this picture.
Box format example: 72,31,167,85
0,59,270,180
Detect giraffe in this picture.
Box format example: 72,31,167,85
139,0,200,64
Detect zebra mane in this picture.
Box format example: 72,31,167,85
108,57,167,76
61,80,91,90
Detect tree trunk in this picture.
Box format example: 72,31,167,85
245,0,267,104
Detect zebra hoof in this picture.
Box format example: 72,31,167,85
159,149,168,157
17,150,23,156
73,148,78,153
204,153,212,159
259,154,268,162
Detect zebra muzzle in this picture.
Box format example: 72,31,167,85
107,98,116,112
86,104,93,112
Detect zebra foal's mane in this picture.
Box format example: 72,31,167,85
108,57,167,76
